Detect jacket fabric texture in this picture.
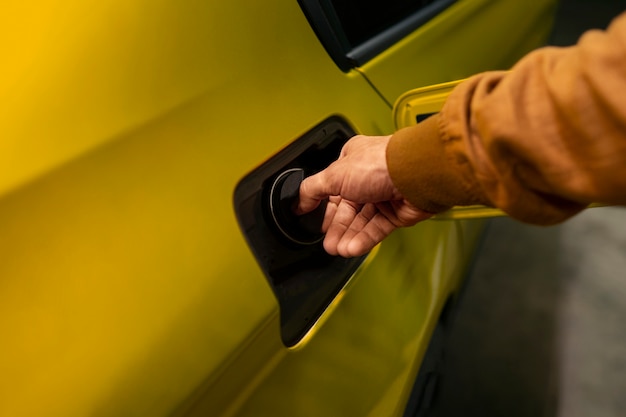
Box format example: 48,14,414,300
387,12,626,225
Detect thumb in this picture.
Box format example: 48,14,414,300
296,168,339,214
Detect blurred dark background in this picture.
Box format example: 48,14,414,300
437,1,626,416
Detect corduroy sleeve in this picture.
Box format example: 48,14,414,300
387,12,626,225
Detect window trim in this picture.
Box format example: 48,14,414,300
298,0,458,72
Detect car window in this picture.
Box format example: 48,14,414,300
299,0,457,71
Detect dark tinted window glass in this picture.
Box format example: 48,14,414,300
331,0,440,47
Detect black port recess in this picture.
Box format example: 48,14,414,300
234,116,367,347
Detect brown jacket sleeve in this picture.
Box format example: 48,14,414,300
387,12,626,225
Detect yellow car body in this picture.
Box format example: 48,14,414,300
0,1,556,416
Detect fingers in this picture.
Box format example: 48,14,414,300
323,201,397,258
321,195,342,233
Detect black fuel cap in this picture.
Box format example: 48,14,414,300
269,168,327,245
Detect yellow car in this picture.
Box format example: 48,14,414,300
0,0,557,416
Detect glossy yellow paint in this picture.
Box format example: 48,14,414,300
0,2,389,416
0,1,555,416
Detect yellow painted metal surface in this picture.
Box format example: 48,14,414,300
0,2,389,416
176,221,474,417
0,1,556,416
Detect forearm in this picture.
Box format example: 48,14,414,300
387,12,626,225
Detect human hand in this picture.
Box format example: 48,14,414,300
297,135,432,257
